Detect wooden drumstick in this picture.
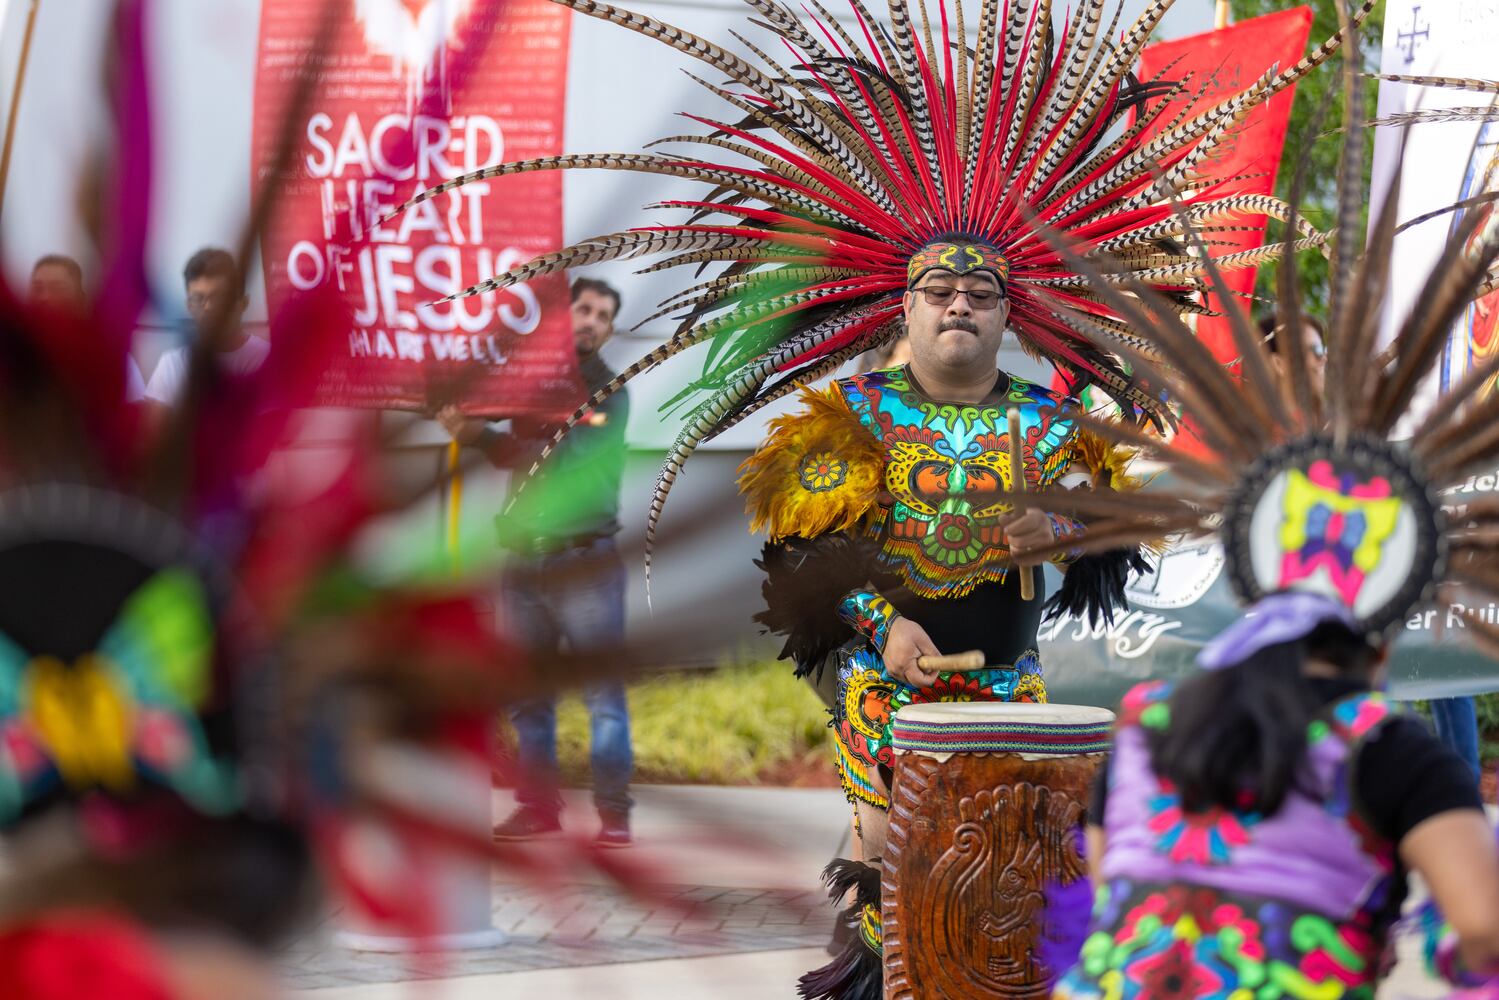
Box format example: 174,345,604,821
915,650,986,672
1007,407,1035,601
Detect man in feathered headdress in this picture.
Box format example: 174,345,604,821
739,232,1147,996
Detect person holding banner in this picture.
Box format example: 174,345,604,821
438,277,635,849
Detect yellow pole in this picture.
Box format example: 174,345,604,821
1215,0,1230,30
0,0,42,221
446,439,463,568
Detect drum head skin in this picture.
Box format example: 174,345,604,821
1221,434,1444,636
891,702,1115,757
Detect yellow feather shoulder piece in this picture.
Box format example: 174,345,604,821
1069,427,1142,491
737,384,885,540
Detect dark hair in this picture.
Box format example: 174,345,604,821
1147,621,1377,816
183,247,241,289
1257,313,1326,355
32,254,83,283
570,277,621,317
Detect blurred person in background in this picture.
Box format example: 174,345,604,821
1258,312,1327,398
853,334,911,377
145,248,269,409
440,276,635,848
29,253,86,310
871,334,911,371
30,253,146,401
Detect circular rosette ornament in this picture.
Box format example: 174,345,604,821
1220,434,1445,635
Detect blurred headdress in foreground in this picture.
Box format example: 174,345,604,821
0,0,645,949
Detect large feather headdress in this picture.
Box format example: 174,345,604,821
1001,36,1499,646
384,0,1376,561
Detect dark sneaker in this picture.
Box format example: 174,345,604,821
595,809,632,848
492,807,562,841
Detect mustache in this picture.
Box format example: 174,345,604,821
939,317,979,334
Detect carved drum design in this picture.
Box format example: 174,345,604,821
882,702,1113,999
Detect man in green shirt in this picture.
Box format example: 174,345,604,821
440,278,633,847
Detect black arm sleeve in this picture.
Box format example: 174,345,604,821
1088,753,1112,827
476,418,560,469
475,427,531,468
1355,716,1485,844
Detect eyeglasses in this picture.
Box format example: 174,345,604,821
913,284,1005,310
187,292,227,312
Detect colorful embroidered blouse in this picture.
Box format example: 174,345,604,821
1056,682,1402,1000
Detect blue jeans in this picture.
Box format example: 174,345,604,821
1429,697,1482,785
502,537,633,817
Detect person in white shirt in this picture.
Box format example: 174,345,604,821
145,248,268,406
30,254,146,401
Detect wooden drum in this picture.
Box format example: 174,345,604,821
882,701,1114,999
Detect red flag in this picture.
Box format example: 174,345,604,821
252,0,577,417
1137,8,1313,363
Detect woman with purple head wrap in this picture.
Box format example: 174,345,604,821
1013,42,1499,999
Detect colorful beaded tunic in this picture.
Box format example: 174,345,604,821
741,366,1139,795
839,366,1082,599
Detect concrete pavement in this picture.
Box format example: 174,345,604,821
279,784,1456,998
291,947,826,999
280,786,850,994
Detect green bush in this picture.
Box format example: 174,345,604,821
549,660,835,785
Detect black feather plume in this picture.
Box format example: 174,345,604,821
754,534,885,680
798,858,883,1000
1044,547,1153,628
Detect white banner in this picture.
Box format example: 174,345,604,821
1372,1,1499,429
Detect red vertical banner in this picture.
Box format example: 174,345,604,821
252,0,578,415
1136,7,1312,364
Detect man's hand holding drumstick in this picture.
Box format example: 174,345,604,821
998,508,1054,567
882,618,987,686
882,617,943,687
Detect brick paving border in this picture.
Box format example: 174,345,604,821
279,881,836,990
